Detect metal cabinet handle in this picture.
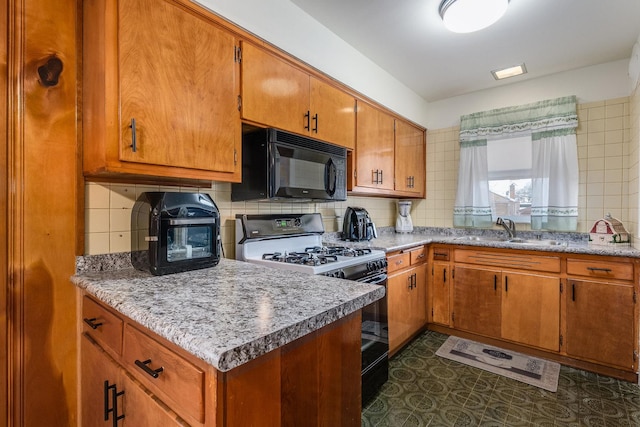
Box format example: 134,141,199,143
129,118,137,152
586,267,612,273
494,275,497,291
134,359,164,379
443,268,447,283
572,282,576,301
304,111,310,130
104,381,124,425
84,317,103,330
505,276,508,292
312,113,318,133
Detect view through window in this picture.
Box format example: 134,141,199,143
487,135,532,223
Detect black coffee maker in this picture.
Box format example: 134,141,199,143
342,207,377,241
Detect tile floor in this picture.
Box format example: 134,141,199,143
362,330,640,426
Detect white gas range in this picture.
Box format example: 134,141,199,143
235,213,387,280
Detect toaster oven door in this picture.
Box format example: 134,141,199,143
163,218,216,262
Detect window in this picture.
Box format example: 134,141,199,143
487,136,532,223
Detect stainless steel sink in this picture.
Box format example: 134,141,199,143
453,236,567,246
453,235,501,242
507,238,566,246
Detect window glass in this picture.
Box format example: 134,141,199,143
487,136,532,223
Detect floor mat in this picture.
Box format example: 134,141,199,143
436,335,560,392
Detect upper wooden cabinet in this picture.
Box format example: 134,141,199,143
351,102,426,197
353,101,395,191
83,0,241,183
240,42,356,149
395,119,426,196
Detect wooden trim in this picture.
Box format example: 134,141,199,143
1,0,8,421
6,0,79,424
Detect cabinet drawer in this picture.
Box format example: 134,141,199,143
455,249,560,273
387,252,411,273
82,297,123,355
432,247,450,261
567,258,634,281
410,246,427,265
124,325,205,422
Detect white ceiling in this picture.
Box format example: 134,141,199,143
290,0,640,102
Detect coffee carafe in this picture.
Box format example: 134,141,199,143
395,200,413,233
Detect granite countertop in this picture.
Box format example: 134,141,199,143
72,257,384,372
324,227,640,258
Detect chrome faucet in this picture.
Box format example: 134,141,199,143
496,217,516,239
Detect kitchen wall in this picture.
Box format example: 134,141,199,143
84,97,636,257
85,182,397,259
417,97,635,237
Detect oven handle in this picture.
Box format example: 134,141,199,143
359,273,387,285
167,218,215,225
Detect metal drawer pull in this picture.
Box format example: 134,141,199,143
135,359,164,378
586,267,612,273
83,317,103,330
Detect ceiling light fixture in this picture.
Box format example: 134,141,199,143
439,0,509,33
491,63,527,80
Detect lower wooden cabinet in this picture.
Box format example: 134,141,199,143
453,266,502,338
501,272,560,351
430,261,451,326
81,334,183,427
387,246,427,354
565,278,636,369
453,267,560,351
80,293,363,426
427,246,638,380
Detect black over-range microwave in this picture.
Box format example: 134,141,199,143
231,128,347,202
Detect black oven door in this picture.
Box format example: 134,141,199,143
271,142,346,201
360,274,389,405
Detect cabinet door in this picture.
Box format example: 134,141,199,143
411,264,428,331
118,0,239,172
120,372,184,427
566,279,636,369
82,334,184,427
82,335,120,427
309,77,355,149
241,42,310,134
453,266,501,338
501,272,560,351
388,269,413,353
355,101,395,190
394,119,425,196
431,261,450,326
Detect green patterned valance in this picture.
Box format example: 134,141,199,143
459,95,578,142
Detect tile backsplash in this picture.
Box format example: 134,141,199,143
85,96,639,256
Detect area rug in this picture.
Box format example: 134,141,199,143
435,336,560,392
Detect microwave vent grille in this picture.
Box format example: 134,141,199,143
273,129,346,156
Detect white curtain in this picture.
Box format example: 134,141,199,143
453,141,493,227
454,96,579,231
531,129,579,231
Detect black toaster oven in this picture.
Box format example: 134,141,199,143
131,192,221,275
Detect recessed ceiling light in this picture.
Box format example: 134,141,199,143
491,63,527,80
439,0,509,34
